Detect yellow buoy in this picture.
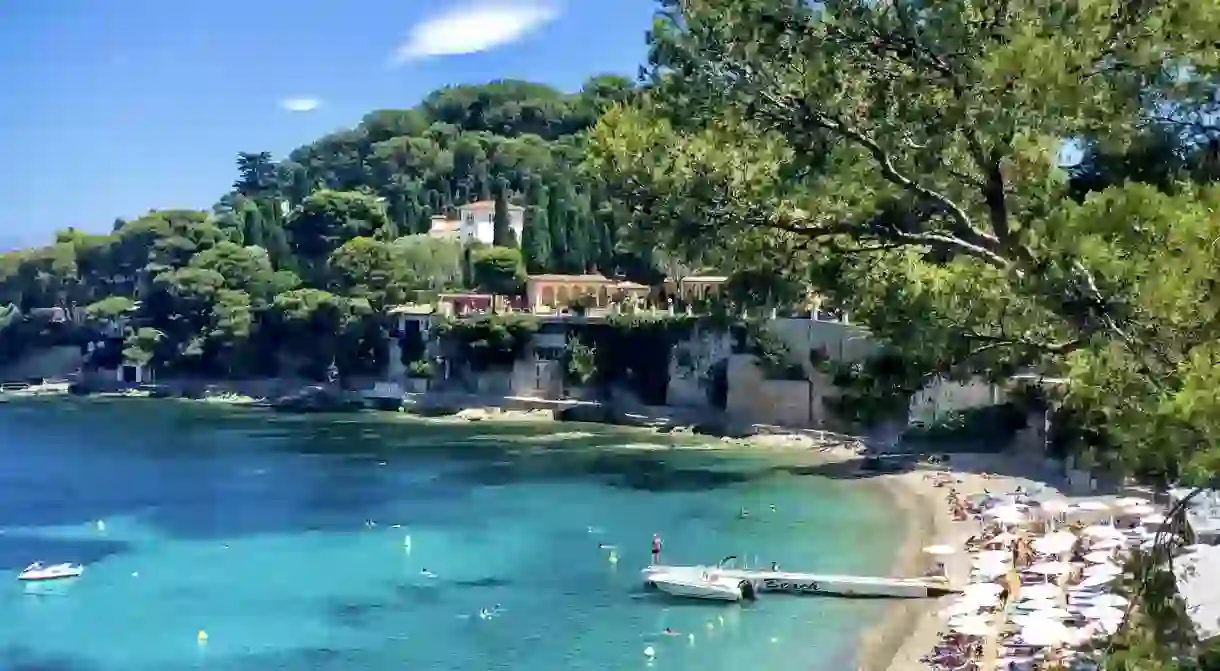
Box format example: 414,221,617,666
196,630,208,644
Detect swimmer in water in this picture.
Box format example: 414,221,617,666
421,568,437,578
739,508,749,518
662,627,680,636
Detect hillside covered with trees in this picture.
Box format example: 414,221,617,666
0,77,658,377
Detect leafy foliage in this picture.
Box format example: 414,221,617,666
585,1,1220,666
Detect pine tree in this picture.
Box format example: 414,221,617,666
492,177,512,246
521,182,551,273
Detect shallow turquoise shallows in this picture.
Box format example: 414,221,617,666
0,398,903,670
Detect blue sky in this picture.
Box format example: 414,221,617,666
0,0,656,249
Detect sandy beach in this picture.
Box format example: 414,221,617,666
853,454,1078,671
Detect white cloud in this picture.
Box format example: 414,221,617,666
280,97,321,113
392,1,558,64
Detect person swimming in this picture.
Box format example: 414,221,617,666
739,508,749,518
421,568,437,578
662,627,680,636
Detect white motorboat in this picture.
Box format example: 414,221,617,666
648,569,754,602
18,562,84,582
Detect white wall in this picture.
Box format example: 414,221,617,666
458,205,524,246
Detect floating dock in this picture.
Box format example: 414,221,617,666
643,565,957,599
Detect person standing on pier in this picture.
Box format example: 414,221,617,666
651,534,662,564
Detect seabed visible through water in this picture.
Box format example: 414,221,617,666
0,398,903,670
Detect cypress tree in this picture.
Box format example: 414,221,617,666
547,188,569,274
492,177,512,246
521,182,551,272
564,207,589,273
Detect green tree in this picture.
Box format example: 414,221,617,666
326,236,412,310
392,235,464,291
470,246,526,296
546,184,570,272
284,190,392,279
587,3,1220,663
269,288,370,379
521,180,552,272
187,242,279,305
492,176,512,246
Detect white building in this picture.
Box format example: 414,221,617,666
427,200,524,246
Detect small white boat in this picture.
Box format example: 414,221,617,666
647,569,754,602
18,562,84,582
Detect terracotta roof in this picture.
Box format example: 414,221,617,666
527,274,612,283
428,218,461,234
459,200,524,211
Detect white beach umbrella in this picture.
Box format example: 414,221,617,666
1083,593,1129,608
1019,583,1064,601
1078,573,1117,589
1013,597,1058,612
1039,499,1071,514
1030,605,1073,620
1084,563,1122,577
1019,618,1072,646
974,562,1010,579
923,544,956,556
962,582,1005,600
1114,497,1149,508
1141,513,1168,526
1083,550,1114,564
1122,504,1155,517
1088,617,1123,635
1032,531,1077,555
984,507,1029,526
1027,561,1074,576
1082,605,1126,621
1083,524,1124,539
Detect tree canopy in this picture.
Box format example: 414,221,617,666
0,78,659,380
586,1,1220,665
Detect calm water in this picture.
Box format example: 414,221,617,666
0,398,903,671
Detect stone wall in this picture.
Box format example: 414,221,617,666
725,354,818,428
908,378,1007,425
667,328,732,407
0,345,85,381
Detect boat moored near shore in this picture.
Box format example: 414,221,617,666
643,564,955,600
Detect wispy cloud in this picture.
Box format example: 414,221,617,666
392,0,559,64
280,97,321,113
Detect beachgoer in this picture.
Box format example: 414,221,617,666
651,534,662,564
662,627,679,636
770,562,780,572
739,508,749,518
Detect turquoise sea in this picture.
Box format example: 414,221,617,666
0,398,903,670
